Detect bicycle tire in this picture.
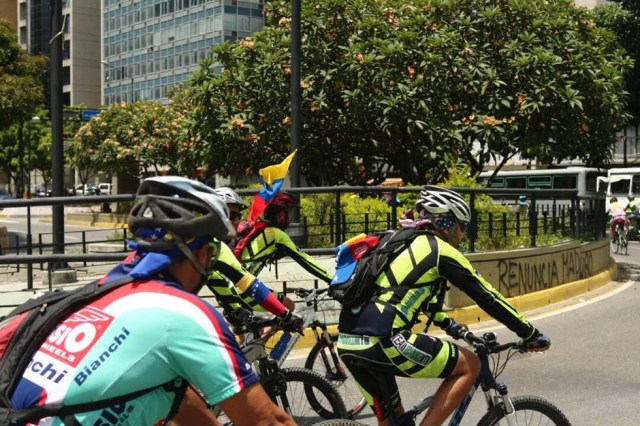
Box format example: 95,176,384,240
477,395,572,426
305,333,367,418
264,367,348,425
620,228,628,255
311,420,368,426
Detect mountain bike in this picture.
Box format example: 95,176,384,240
212,312,347,425
281,286,367,418
342,331,571,426
610,217,629,255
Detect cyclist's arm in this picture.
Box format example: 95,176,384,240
438,244,537,339
172,385,222,426
210,244,288,316
273,229,333,283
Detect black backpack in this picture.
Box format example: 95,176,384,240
0,275,185,426
329,228,420,307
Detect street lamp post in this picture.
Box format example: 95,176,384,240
102,60,134,104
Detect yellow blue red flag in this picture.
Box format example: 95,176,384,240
248,150,297,221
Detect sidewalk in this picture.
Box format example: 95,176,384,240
0,206,94,217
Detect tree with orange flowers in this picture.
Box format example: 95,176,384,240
187,0,630,185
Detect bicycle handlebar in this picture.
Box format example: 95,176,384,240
458,331,522,354
286,287,329,300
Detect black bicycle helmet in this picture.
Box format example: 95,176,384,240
128,176,236,248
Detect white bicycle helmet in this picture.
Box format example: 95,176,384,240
214,187,247,210
415,185,471,223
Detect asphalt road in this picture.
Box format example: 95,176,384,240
0,214,120,253
285,241,640,425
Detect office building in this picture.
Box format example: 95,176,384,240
102,0,265,106
17,0,101,108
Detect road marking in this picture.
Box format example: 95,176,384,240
472,279,636,334
0,220,20,224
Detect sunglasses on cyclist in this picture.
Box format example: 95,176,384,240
229,211,243,221
458,222,468,232
208,239,222,268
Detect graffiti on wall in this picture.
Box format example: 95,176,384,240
497,248,594,296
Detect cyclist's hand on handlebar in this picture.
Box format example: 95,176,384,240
281,310,304,335
520,330,551,352
444,320,469,340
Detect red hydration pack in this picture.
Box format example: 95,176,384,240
232,220,268,261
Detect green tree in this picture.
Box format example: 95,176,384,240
0,20,46,130
592,1,640,161
70,101,193,180
186,0,630,185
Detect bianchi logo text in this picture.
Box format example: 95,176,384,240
74,327,130,386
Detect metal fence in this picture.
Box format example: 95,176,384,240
0,186,607,290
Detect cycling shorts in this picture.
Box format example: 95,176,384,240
337,331,458,416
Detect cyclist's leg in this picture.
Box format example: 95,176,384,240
338,331,468,426
421,344,479,426
338,335,403,426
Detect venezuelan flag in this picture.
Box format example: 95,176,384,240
248,150,297,221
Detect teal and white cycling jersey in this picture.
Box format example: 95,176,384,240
11,269,258,426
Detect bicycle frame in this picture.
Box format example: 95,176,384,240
402,347,516,426
268,288,336,367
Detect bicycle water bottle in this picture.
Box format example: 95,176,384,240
269,332,292,361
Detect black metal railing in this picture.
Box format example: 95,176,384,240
0,187,607,290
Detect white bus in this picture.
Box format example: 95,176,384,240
596,167,640,210
478,167,606,209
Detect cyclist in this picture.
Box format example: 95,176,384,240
10,176,296,426
209,186,299,321
608,196,629,242
236,191,333,286
214,186,247,231
337,185,550,426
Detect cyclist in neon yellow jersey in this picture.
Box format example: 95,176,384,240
237,192,333,285
208,187,301,327
337,185,550,426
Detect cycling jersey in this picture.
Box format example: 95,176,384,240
238,224,332,283
207,243,286,317
339,233,535,339
11,260,258,426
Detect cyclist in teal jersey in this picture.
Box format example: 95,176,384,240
237,192,333,284
11,176,296,426
337,186,550,426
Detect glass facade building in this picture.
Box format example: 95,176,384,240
102,0,265,106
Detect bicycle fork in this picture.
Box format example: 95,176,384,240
480,360,518,426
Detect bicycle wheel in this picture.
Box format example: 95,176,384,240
264,367,348,425
311,420,368,426
477,395,572,426
619,228,628,255
611,229,620,254
305,333,367,417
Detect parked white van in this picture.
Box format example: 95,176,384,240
97,183,112,194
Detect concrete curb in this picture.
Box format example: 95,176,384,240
283,261,618,351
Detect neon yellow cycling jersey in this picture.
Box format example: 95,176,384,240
339,233,536,339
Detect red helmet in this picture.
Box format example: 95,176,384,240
268,191,298,209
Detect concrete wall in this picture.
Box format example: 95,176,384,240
448,239,610,308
